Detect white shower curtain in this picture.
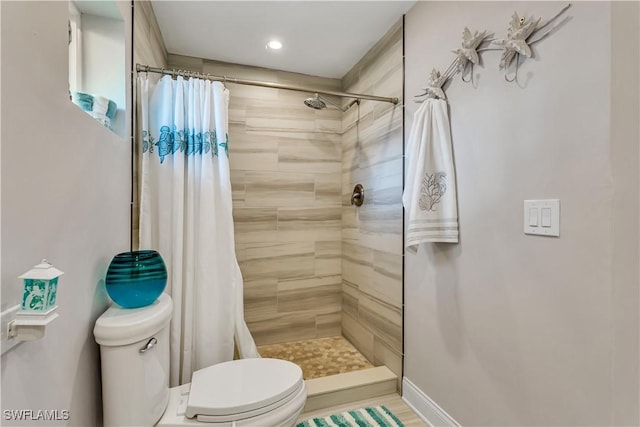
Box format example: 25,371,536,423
138,74,259,386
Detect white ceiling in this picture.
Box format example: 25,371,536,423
150,1,415,79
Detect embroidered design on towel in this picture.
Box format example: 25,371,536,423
419,171,447,211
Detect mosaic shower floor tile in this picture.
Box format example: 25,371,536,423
258,336,374,380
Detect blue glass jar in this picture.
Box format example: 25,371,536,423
105,250,167,309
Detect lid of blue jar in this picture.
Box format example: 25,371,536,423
94,293,172,346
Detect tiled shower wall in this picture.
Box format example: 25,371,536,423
340,21,404,378
166,54,344,346
165,20,403,357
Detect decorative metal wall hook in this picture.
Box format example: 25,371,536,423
415,27,492,102
452,28,491,73
414,3,571,100
503,53,519,82
494,4,572,75
461,63,473,83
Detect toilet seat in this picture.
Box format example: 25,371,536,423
187,358,304,422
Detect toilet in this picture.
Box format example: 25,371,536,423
93,293,306,427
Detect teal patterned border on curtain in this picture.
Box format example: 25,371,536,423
142,126,229,163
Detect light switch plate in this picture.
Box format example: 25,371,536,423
524,199,560,237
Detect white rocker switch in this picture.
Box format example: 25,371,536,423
528,208,539,226
541,208,552,227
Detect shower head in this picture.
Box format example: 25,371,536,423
304,94,326,110
304,93,359,112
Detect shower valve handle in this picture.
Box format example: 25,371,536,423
351,184,364,207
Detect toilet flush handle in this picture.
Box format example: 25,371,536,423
139,337,158,353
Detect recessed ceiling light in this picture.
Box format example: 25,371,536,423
266,40,283,50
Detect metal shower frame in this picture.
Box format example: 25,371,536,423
135,64,399,106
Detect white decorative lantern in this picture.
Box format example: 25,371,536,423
7,260,63,341
18,259,63,313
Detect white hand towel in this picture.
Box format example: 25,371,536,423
403,98,459,249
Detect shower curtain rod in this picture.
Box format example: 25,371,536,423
136,64,399,105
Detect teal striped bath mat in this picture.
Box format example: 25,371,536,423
296,405,404,427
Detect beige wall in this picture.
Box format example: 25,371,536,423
404,2,639,425
1,1,131,425
167,54,344,346
341,21,404,379
610,2,640,424
133,0,166,69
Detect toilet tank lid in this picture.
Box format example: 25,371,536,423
94,293,172,346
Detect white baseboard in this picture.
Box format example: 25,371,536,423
402,377,459,427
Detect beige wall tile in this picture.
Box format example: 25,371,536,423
342,311,375,362
244,171,315,207
315,174,341,205
341,21,404,363
244,278,278,323
277,278,342,314
238,241,315,281
249,312,317,346
246,102,318,133
358,294,402,351
374,336,403,384
316,312,342,338
233,207,277,244
342,281,359,318
228,124,278,171
372,250,403,308
166,54,203,72
218,61,344,344
342,242,374,288
230,170,245,205
277,207,341,242
278,134,341,174
315,241,342,277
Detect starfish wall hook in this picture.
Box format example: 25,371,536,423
415,27,491,102
418,68,447,100
493,4,572,81
494,12,541,70
452,28,492,73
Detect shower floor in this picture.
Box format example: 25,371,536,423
257,336,374,380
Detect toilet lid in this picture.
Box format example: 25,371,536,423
186,358,303,419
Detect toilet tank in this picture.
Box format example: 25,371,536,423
94,293,173,427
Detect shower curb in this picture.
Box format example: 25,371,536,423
303,366,397,412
